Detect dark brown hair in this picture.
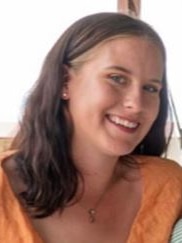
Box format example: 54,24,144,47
10,12,168,217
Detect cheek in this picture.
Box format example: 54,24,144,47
83,83,117,109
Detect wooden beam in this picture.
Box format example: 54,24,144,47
117,0,141,18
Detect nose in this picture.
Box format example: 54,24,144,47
122,87,144,113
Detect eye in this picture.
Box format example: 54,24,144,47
143,85,160,93
109,74,127,84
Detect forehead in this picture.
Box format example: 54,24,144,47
83,37,164,70
71,36,164,68
94,36,163,59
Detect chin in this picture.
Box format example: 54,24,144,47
106,143,137,157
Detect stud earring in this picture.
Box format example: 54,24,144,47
62,92,68,99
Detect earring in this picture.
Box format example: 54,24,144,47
62,92,68,100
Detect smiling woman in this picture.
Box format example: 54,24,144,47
0,12,182,243
66,36,164,158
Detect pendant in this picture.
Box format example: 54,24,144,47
88,208,96,223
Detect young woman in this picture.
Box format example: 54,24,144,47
1,12,182,243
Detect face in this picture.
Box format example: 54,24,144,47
65,37,164,158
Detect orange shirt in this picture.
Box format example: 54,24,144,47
1,151,182,243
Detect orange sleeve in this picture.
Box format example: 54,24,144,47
0,150,43,243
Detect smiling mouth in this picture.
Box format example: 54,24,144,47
107,114,140,129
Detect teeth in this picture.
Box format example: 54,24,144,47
109,115,138,129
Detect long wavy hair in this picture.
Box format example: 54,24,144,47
10,12,169,217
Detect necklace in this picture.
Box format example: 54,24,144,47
79,182,113,223
80,198,105,223
78,159,124,223
88,208,97,223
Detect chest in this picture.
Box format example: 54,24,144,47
32,180,142,243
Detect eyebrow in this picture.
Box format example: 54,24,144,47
106,65,132,74
105,65,162,84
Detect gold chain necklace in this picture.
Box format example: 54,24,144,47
88,208,97,223
79,182,112,223
79,199,104,223
78,159,124,223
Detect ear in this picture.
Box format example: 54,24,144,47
61,65,71,100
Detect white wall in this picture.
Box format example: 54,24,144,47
0,0,182,124
0,0,181,163
0,0,116,123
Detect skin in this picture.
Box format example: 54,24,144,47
65,36,163,176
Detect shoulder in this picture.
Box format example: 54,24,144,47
0,150,16,184
0,151,41,242
0,150,18,181
0,150,17,164
0,150,19,209
134,155,182,176
0,150,25,195
133,155,182,189
135,156,182,226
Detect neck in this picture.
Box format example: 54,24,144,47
71,139,137,224
76,155,118,180
72,141,123,198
